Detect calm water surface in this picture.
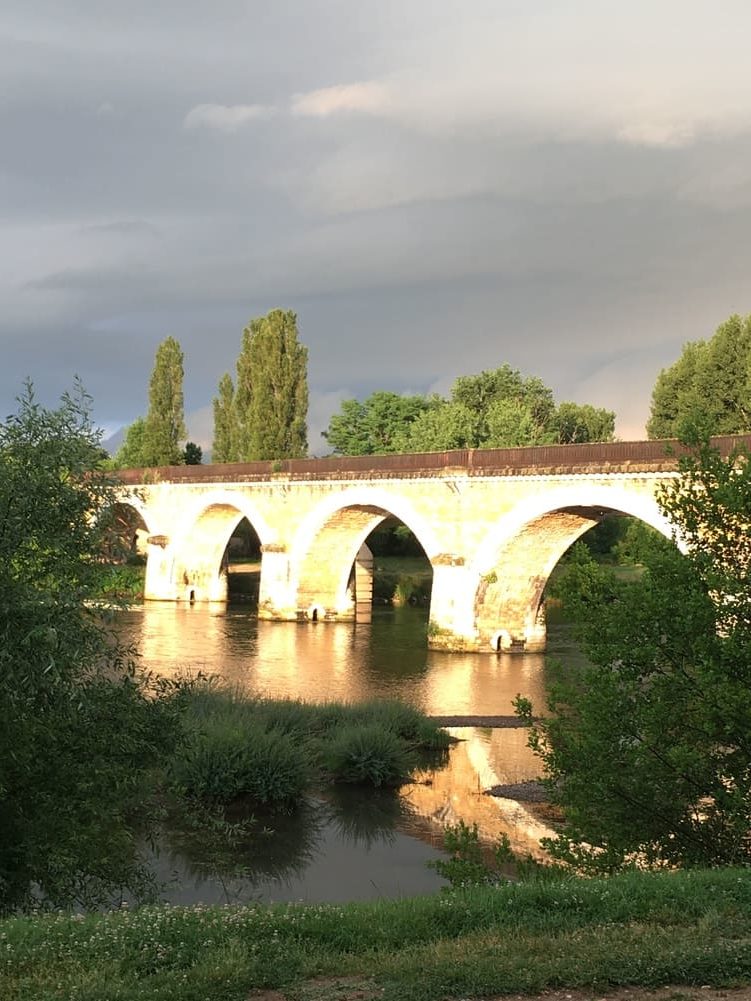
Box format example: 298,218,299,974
117,601,580,904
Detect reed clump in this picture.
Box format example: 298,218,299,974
167,681,450,807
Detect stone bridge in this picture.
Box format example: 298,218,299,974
114,436,748,653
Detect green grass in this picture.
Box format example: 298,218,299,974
321,723,416,787
167,684,452,805
3,868,751,1000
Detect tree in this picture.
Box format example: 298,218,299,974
183,441,203,464
114,416,148,468
142,336,187,465
647,315,751,439
517,435,751,870
323,391,431,455
553,402,615,444
212,372,240,463
0,383,178,912
647,341,708,439
452,367,556,445
235,309,308,460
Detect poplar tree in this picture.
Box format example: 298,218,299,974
235,309,308,460
211,372,240,462
142,336,187,465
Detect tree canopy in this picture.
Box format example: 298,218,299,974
212,371,240,463
324,365,614,454
234,309,308,461
0,384,178,912
113,336,187,467
648,314,751,439
517,434,751,870
323,391,432,455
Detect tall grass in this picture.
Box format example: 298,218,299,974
322,723,416,787
167,682,451,806
168,720,310,808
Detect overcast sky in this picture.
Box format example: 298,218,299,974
3,1,751,450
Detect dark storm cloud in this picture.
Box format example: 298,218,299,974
2,0,751,445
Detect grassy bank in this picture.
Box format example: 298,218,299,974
3,868,750,1000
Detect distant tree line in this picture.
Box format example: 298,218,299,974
323,366,615,455
112,309,751,469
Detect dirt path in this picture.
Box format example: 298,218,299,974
250,982,751,1001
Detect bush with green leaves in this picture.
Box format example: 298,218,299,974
0,383,180,913
517,435,751,871
322,723,416,787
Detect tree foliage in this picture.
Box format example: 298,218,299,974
324,365,615,454
114,416,147,468
323,391,432,455
183,441,203,464
0,384,179,912
647,314,751,439
517,435,751,870
235,309,308,460
552,402,616,445
211,372,240,463
112,336,187,468
142,335,187,465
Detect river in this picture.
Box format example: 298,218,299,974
117,600,579,904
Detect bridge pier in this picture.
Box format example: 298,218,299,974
426,560,481,651
426,557,549,653
143,539,180,601
257,546,298,620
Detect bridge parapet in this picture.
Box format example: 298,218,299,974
113,434,751,486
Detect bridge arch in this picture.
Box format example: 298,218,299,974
100,497,154,560
289,487,440,619
169,491,275,603
467,481,677,652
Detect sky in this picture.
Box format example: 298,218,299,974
3,1,751,451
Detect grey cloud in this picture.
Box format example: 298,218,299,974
81,219,161,237
24,267,159,293
2,0,751,444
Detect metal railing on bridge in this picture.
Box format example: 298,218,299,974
113,434,751,485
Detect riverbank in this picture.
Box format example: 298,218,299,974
4,868,750,1000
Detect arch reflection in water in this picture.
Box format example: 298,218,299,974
406,727,555,861
126,604,553,714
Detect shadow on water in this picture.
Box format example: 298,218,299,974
150,792,449,905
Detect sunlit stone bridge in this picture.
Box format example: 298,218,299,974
114,435,749,653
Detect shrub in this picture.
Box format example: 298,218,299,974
169,722,309,809
350,699,452,751
323,724,416,787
